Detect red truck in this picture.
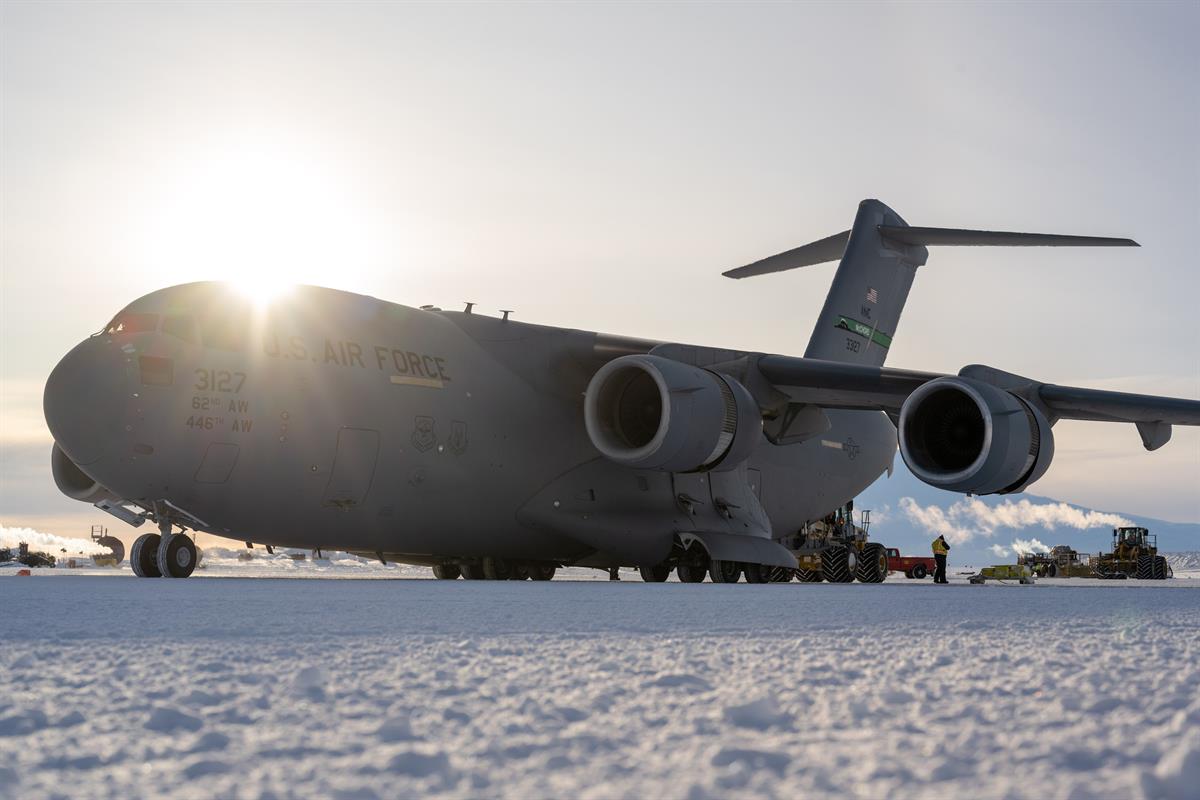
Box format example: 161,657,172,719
885,548,936,580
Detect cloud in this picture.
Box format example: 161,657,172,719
1011,538,1051,556
0,525,107,555
990,544,1010,558
899,497,1131,545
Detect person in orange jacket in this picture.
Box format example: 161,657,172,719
932,535,951,584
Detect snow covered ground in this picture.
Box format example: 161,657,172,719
2,572,1198,799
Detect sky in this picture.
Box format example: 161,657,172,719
1,1,1197,546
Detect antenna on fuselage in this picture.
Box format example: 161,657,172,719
500,310,513,321
463,302,476,314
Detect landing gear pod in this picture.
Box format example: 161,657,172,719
584,354,762,472
899,376,1054,495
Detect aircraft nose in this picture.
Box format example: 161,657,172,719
44,337,132,465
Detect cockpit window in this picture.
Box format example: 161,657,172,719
162,315,196,344
199,309,249,352
105,312,159,334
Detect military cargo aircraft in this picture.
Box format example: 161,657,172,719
44,199,1200,581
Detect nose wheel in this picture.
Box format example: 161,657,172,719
130,529,198,578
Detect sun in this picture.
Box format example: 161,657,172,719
133,131,378,295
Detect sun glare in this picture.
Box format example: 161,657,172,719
134,133,379,294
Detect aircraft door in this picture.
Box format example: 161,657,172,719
322,427,381,510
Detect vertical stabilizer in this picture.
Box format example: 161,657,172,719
802,199,926,367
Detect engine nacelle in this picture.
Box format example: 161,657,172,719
584,354,762,472
52,442,118,503
898,376,1054,495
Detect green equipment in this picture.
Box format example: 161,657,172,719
969,564,1035,585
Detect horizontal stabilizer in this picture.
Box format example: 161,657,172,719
722,230,850,279
877,226,1139,248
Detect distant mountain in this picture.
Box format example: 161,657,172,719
855,461,1200,566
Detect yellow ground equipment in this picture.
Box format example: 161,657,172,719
784,503,889,583
969,564,1035,584
1091,527,1169,580
1019,545,1093,578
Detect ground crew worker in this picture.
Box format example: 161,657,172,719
932,535,950,584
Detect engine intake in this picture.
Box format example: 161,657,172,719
584,355,761,472
898,376,1054,495
52,442,118,503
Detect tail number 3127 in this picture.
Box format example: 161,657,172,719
194,369,246,393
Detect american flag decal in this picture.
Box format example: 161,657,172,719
865,287,879,304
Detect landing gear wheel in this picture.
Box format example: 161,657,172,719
796,568,823,583
676,563,707,583
743,563,769,584
482,557,512,581
461,563,486,580
709,560,742,583
855,543,888,583
156,533,197,579
529,564,557,581
766,566,793,583
639,564,671,583
510,564,531,581
432,564,461,580
131,533,162,578
820,546,854,584
911,563,928,580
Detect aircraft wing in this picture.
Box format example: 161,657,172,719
755,354,1200,450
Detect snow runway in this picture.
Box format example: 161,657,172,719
2,576,1198,799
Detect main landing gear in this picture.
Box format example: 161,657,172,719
434,559,558,581
131,521,198,579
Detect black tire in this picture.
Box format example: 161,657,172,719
529,564,557,581
796,569,823,583
156,533,196,578
432,564,460,580
709,559,742,583
639,564,671,583
743,564,769,584
1153,556,1168,580
1046,563,1058,578
510,564,531,581
676,563,707,583
1136,555,1155,580
131,533,161,578
766,566,793,583
856,543,888,583
911,563,928,580
482,557,512,580
461,563,486,580
821,546,854,584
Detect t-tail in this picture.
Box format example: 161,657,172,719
723,198,1138,367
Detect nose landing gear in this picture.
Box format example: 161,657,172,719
131,512,198,578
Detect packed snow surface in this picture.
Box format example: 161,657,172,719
2,573,1198,799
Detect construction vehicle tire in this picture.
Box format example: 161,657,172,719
1046,563,1058,578
1136,555,1155,580
96,535,125,565
820,546,854,584
766,566,793,582
1153,556,1168,580
796,569,822,583
855,543,888,583
911,563,927,580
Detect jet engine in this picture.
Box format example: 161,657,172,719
898,376,1054,495
52,442,118,503
584,354,762,472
